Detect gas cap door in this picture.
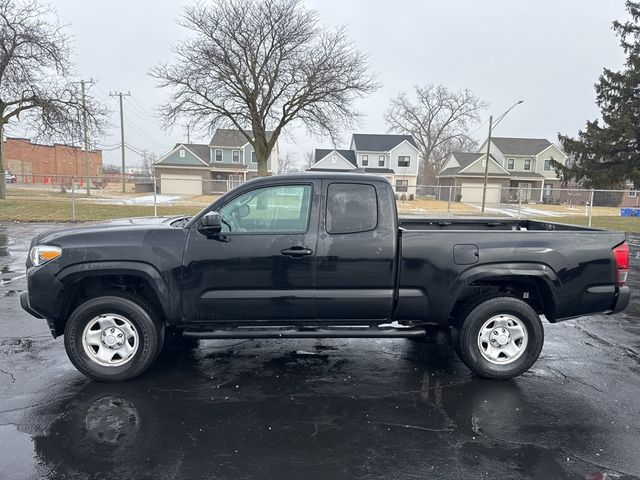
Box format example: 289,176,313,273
454,244,479,265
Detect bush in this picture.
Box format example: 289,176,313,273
400,194,407,201
394,193,399,200
408,194,414,201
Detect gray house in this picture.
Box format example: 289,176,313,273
155,128,279,195
308,134,420,195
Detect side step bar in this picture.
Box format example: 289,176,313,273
183,327,427,340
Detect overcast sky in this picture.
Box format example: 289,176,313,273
7,0,629,168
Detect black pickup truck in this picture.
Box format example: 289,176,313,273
21,173,630,382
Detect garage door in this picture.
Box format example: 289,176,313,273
461,182,501,204
161,173,203,195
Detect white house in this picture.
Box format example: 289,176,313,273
308,133,420,195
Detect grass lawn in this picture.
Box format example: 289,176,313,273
0,198,201,222
530,215,640,233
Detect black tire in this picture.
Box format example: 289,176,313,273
64,295,164,382
456,296,544,379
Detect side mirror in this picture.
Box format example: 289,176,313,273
200,211,222,235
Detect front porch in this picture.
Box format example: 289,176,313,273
507,177,559,204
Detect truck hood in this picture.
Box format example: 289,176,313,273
34,216,189,245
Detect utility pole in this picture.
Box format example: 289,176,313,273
110,91,131,192
80,80,92,196
186,125,190,144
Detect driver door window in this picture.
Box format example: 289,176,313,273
219,184,312,233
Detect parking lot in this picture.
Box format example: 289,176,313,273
1,222,640,480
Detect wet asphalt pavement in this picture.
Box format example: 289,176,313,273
1,223,640,480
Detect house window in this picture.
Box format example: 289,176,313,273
629,188,637,198
378,155,385,167
398,156,410,167
232,150,240,163
362,154,369,167
215,149,223,162
524,158,532,171
251,151,257,163
544,159,552,171
507,158,514,170
179,149,186,158
396,179,409,192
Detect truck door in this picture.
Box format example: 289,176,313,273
314,180,397,320
181,180,320,321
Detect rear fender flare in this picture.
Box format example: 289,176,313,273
449,262,559,318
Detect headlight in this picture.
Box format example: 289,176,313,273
29,246,62,266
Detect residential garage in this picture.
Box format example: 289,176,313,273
161,173,203,196
460,182,502,204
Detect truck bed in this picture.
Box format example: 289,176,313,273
398,216,601,232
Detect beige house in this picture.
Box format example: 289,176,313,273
437,137,567,204
154,129,278,195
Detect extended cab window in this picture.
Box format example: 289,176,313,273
326,183,377,234
219,185,312,233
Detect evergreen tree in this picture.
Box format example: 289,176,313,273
559,1,640,188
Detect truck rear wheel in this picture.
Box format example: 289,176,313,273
456,296,543,379
64,295,164,382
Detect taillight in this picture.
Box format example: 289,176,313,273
612,242,630,286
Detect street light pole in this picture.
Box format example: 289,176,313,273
480,115,493,213
480,100,524,213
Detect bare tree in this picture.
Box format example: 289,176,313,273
0,0,107,199
385,84,487,184
303,150,315,170
277,151,297,174
152,0,378,177
140,151,157,177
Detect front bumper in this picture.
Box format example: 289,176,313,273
21,291,58,338
610,286,631,314
20,292,43,319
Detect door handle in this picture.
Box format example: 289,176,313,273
280,246,313,257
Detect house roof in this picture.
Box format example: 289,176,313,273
210,128,274,147
508,171,545,179
156,143,210,166
211,163,248,170
438,152,495,177
177,143,210,164
314,149,357,167
491,137,552,156
351,134,417,152
359,167,395,174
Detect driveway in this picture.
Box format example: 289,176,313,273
1,223,639,480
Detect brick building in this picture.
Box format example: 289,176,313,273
2,137,102,182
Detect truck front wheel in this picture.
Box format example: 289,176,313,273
456,296,544,379
64,295,164,382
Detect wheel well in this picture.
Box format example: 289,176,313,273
56,274,166,336
449,276,555,324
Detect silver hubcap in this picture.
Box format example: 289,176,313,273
477,314,528,365
82,314,139,367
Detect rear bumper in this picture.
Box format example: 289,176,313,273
610,286,631,314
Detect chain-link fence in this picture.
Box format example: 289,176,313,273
2,174,639,231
